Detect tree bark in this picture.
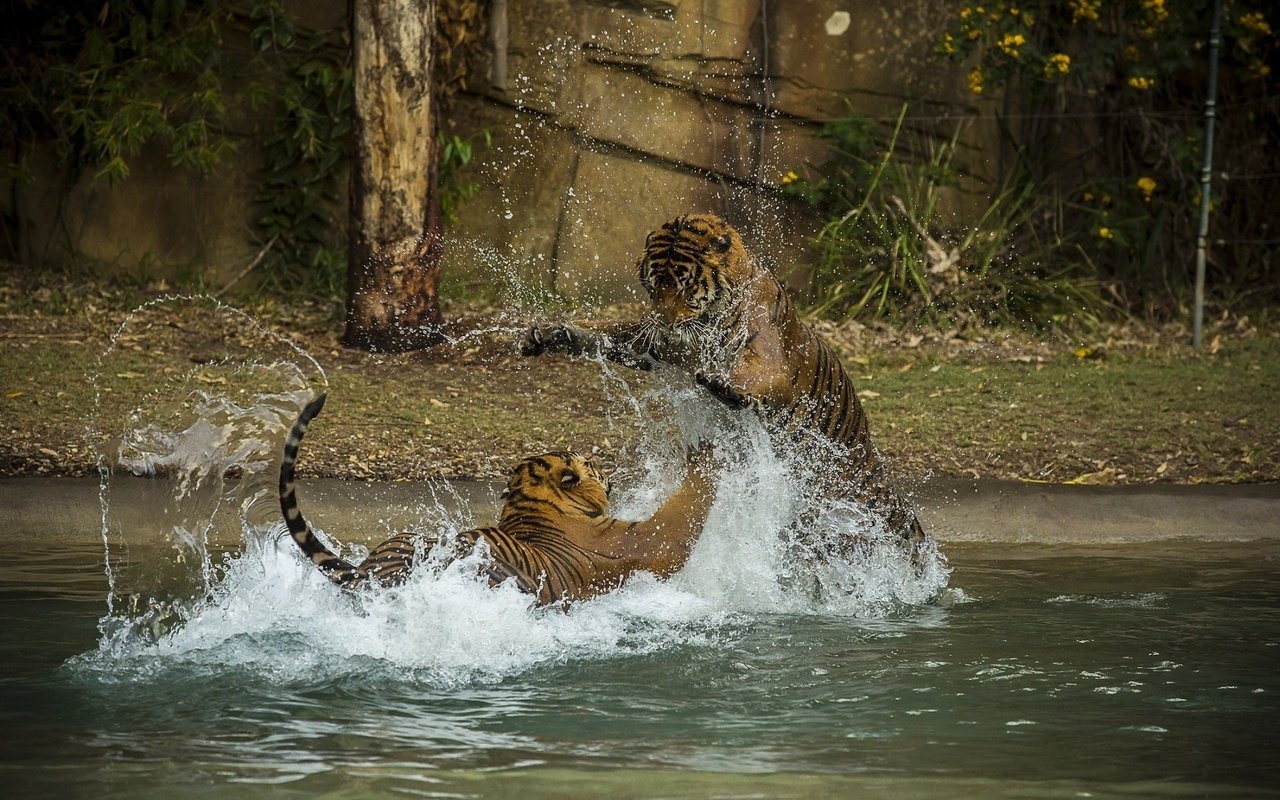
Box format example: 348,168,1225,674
344,0,445,352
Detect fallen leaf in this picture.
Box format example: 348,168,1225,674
39,447,58,458
5,391,23,398
429,398,449,409
857,390,881,399
116,371,144,379
1209,334,1221,354
1065,467,1119,485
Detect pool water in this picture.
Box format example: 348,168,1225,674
2,539,1276,799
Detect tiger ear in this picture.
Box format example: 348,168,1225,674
711,234,731,252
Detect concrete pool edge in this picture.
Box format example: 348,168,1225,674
2,476,1277,545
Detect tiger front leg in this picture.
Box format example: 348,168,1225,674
521,322,658,371
694,344,786,411
694,372,755,409
521,323,588,357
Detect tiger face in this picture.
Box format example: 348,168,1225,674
638,214,751,328
499,452,611,521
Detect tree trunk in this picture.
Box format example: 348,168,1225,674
343,0,445,352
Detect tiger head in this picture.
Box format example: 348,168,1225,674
638,213,752,328
498,452,612,523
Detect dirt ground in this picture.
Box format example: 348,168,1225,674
1,272,1277,486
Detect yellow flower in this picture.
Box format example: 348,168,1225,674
1123,44,1140,61
1098,227,1114,240
1239,12,1272,36
968,67,985,94
960,7,972,19
1045,53,1071,77
940,33,955,55
1070,0,1101,24
1250,60,1272,80
781,170,800,186
998,32,1027,58
1142,0,1168,25
1128,75,1155,90
1136,176,1157,201
1082,191,1095,202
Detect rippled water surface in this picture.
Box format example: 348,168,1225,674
5,295,1272,796
2,539,1277,799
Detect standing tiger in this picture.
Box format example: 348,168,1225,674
522,212,926,553
280,393,718,605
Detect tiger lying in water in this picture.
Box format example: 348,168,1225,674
523,212,926,554
279,394,717,605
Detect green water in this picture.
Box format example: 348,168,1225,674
1,541,1277,799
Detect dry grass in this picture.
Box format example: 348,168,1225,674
1,272,1276,485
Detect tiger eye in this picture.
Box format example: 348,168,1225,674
710,234,731,252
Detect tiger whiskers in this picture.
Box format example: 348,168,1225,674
625,317,664,356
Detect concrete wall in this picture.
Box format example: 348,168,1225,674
5,0,998,302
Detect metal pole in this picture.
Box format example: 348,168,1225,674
1193,0,1223,348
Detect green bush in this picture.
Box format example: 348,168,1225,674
788,106,1110,329
1,1,235,183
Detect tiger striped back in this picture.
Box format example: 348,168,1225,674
280,397,707,603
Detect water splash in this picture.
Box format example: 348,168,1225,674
90,295,327,635
79,293,949,689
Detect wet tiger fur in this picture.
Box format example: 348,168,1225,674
279,393,718,604
522,212,926,552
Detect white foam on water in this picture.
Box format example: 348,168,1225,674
80,298,951,689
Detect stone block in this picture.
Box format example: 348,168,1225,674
574,62,758,180
769,0,962,119
440,102,578,303
551,150,722,303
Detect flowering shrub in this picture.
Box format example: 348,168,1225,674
937,0,1277,316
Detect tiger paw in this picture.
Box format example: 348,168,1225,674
695,372,753,409
520,325,575,356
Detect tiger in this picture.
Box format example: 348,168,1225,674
522,212,926,555
279,393,718,605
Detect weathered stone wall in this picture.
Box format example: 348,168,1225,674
5,0,998,303
445,0,997,301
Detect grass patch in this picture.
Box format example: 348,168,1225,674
1,275,1276,485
